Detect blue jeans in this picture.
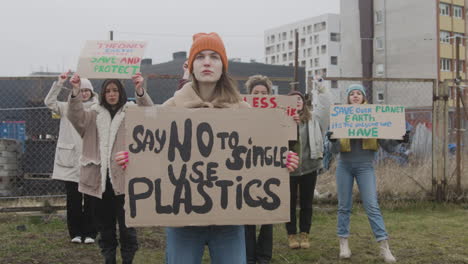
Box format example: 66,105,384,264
336,160,388,241
165,225,246,264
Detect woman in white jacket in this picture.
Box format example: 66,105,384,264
44,71,98,244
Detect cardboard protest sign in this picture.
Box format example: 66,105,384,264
329,104,405,139
76,40,147,79
124,106,291,227
243,95,298,140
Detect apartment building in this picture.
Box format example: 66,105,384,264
264,14,341,102
340,0,467,107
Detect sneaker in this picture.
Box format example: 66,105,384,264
339,237,352,259
299,232,310,249
379,240,397,263
71,236,82,243
84,237,95,244
288,234,300,249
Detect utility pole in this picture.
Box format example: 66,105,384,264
292,30,299,92
455,36,462,195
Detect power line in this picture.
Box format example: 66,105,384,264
116,31,262,39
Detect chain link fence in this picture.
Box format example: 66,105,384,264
314,77,466,200
2,75,464,202
0,75,296,200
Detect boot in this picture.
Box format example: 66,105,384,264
339,237,351,259
288,234,300,249
299,232,310,249
379,240,396,263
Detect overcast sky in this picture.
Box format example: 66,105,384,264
1,0,339,76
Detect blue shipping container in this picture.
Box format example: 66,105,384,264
0,121,26,151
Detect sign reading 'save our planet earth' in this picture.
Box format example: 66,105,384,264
329,105,405,140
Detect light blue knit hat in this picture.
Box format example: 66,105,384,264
345,84,367,97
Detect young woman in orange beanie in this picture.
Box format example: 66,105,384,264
116,32,299,264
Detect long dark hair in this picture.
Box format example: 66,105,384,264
100,79,127,114
288,91,311,123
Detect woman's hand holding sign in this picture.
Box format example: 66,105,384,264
132,73,144,96
115,151,129,170
70,73,81,97
286,151,298,172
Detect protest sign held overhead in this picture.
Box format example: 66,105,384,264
76,40,147,79
329,104,405,139
243,95,298,140
124,106,291,227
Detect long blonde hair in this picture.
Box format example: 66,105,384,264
191,72,243,107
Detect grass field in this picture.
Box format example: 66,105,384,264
1,201,467,264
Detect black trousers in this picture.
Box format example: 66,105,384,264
65,181,96,239
245,224,273,264
91,177,138,264
285,171,318,235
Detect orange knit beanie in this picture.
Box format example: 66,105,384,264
188,32,228,73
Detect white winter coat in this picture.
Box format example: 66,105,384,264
44,80,98,182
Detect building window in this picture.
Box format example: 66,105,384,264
316,46,320,55
453,5,463,18
330,33,340,42
271,35,275,43
314,58,320,67
331,80,338,89
301,38,306,47
315,68,327,76
288,41,293,50
377,92,385,102
376,37,384,50
307,48,312,57
441,58,451,71
303,49,306,58
314,34,319,44
288,52,294,60
314,22,326,32
282,53,287,62
301,60,306,67
439,3,450,16
282,32,287,40
321,45,327,54
376,64,385,76
271,56,276,64
310,59,313,67
330,56,338,65
440,31,451,44
309,36,313,45
375,10,383,24
307,25,312,34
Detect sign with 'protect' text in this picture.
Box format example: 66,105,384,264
124,106,291,227
77,40,147,79
329,104,405,139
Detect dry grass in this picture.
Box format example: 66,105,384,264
316,154,468,201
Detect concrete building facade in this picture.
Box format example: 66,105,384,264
340,0,468,107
